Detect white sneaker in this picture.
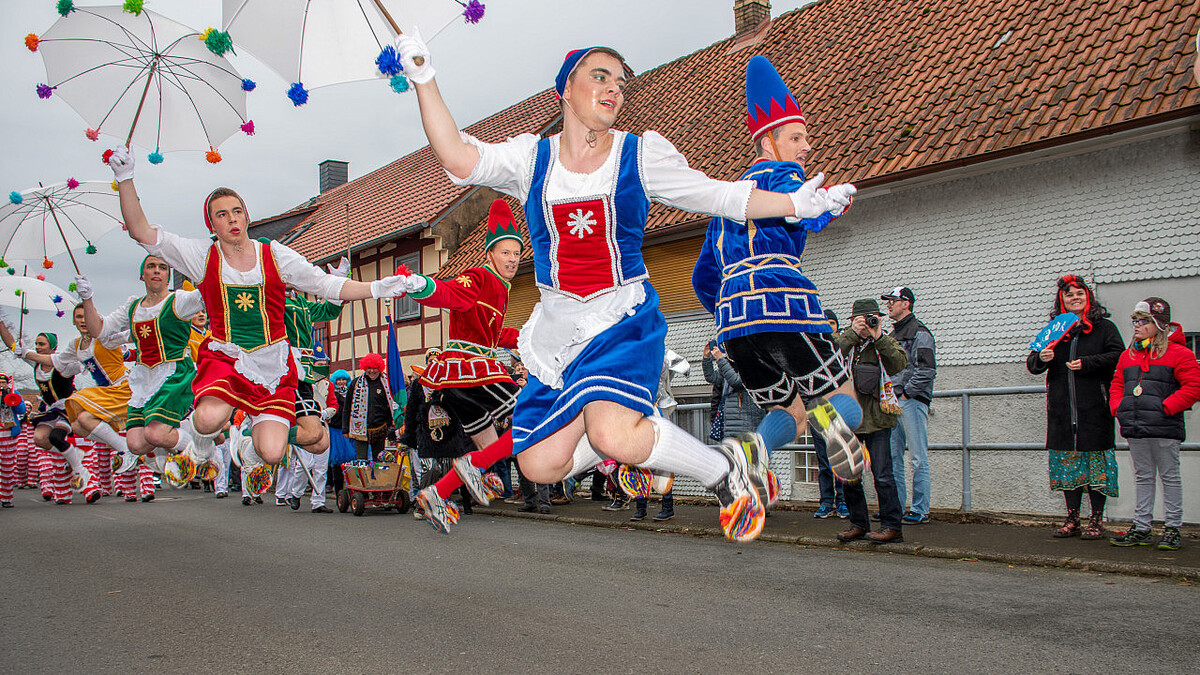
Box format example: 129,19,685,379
415,486,459,534
111,450,140,475
452,456,492,506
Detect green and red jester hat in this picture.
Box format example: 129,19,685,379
484,199,522,253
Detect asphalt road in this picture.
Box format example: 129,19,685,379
2,492,1197,674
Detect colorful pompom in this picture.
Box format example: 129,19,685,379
376,46,403,77
287,82,309,106
57,0,74,17
68,282,77,291
36,84,53,99
85,244,97,255
21,309,28,316
0,259,6,268
8,192,22,205
102,149,114,164
206,147,222,164
13,290,20,297
56,309,65,317
389,75,409,94
148,150,163,164
395,264,412,276
240,120,255,135
66,178,80,189
42,258,53,269
123,0,144,16
36,274,45,281
201,28,235,57
241,78,256,92
6,269,14,276
111,180,119,191
462,0,486,24
85,128,100,141
52,295,62,303
25,34,40,52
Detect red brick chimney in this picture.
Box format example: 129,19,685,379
734,0,771,36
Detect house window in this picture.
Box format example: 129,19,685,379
392,252,420,321
1186,332,1200,362
793,450,819,484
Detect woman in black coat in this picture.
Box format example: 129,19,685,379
1026,275,1123,539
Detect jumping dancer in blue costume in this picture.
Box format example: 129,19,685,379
392,37,853,541
693,56,866,487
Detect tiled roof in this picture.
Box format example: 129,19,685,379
438,0,1199,277
284,90,561,261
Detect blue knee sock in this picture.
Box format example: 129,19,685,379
756,409,797,453
828,393,862,432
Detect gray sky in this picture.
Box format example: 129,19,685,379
0,0,811,381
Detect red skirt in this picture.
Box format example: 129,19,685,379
193,346,297,423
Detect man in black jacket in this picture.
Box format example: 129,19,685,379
882,287,936,524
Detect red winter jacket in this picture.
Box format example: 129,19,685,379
1110,323,1200,440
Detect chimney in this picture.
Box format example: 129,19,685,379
319,159,348,193
733,0,771,36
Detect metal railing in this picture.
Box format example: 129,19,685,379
676,388,1200,513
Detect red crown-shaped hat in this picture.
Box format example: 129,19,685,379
485,199,522,252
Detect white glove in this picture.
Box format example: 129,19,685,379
15,342,33,359
821,183,857,217
74,274,93,301
108,146,135,183
327,256,350,278
319,407,336,422
393,28,435,84
369,274,413,299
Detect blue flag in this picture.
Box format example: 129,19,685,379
387,315,403,398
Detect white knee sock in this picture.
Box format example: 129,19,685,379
62,446,86,475
567,433,606,479
169,429,190,453
179,417,216,460
87,423,129,454
639,417,728,488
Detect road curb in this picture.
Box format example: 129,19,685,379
475,507,1200,581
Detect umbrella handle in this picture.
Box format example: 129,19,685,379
371,0,425,65
126,58,159,148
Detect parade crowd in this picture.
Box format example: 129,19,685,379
1,41,1197,552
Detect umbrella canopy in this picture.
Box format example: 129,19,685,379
0,180,124,272
222,0,482,100
0,274,75,313
31,5,254,160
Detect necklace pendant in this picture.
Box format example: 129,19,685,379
1133,384,1143,397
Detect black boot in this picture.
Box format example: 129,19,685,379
590,471,607,501
652,493,675,521
630,497,648,521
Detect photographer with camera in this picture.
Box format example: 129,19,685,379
834,299,908,543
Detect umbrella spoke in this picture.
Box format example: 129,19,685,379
160,59,247,122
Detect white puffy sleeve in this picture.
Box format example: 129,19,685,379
97,296,138,346
172,289,205,320
50,339,83,377
444,132,540,202
640,131,754,222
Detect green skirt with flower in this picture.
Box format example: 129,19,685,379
1048,449,1118,497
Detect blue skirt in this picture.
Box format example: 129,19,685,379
512,283,666,454
327,427,356,467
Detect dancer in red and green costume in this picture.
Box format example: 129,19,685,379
107,147,414,495
75,255,214,486
411,199,523,533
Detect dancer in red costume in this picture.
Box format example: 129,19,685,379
411,200,523,533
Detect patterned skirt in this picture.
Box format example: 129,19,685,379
1048,449,1119,497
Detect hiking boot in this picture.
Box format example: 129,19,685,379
1158,527,1182,551
452,456,492,506
806,397,867,481
813,503,836,519
1110,527,1154,547
630,498,648,521
601,496,629,511
714,439,766,542
1052,508,1081,538
416,486,458,534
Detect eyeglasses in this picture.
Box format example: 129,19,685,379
1131,318,1151,327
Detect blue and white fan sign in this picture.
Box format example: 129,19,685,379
1029,312,1080,351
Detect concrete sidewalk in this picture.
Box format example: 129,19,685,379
474,495,1200,580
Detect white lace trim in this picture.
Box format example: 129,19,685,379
206,339,290,392
517,283,646,390
127,361,177,408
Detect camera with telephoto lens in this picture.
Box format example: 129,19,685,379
865,315,880,328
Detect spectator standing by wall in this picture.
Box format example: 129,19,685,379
1108,298,1200,550
835,299,907,543
882,286,935,524
1026,275,1123,539
340,353,397,461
